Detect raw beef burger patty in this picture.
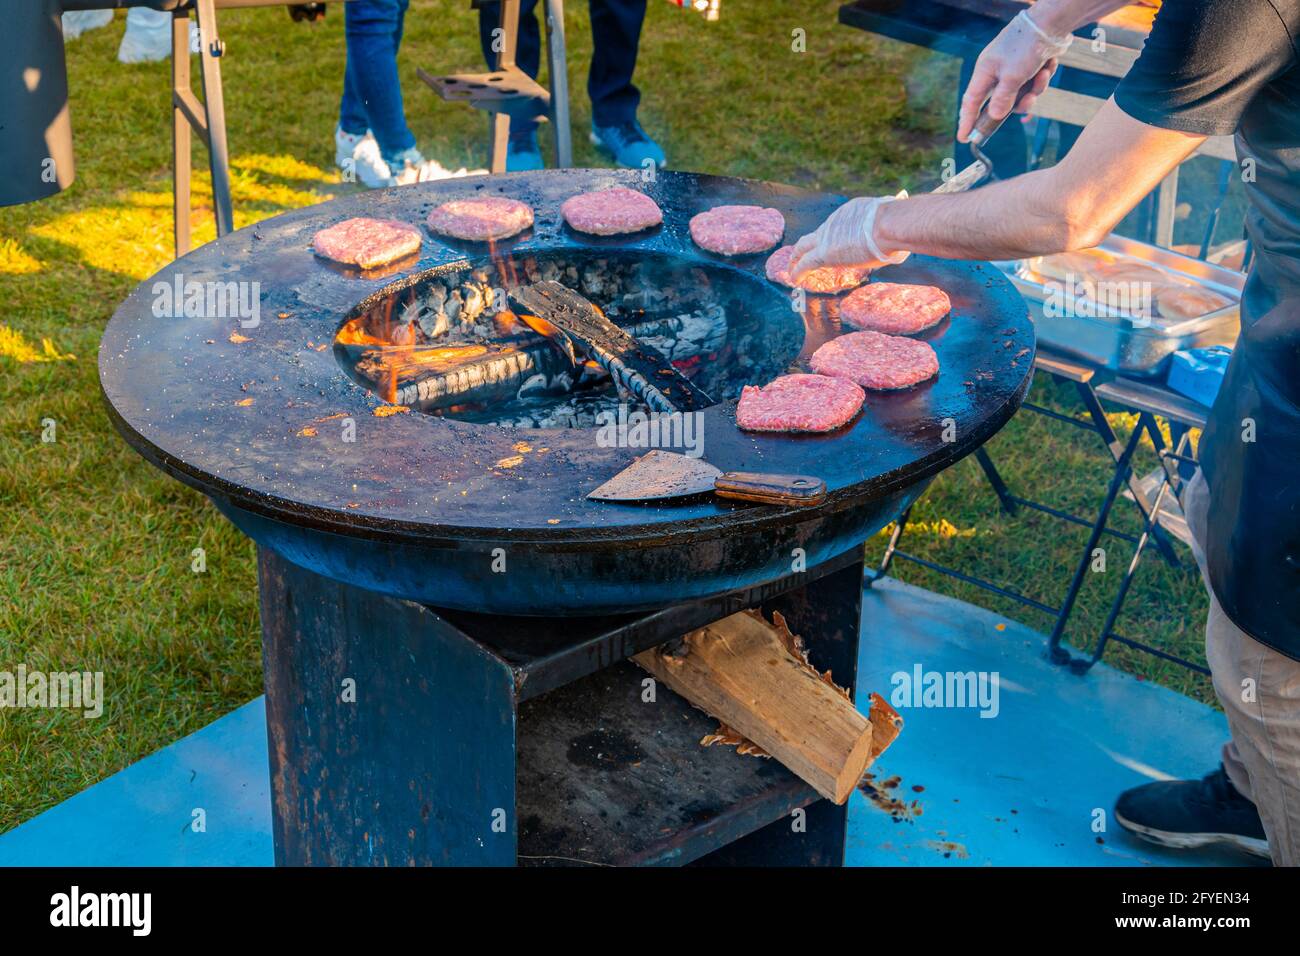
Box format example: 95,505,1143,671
689,205,785,256
561,186,663,235
426,197,534,241
736,373,865,433
839,282,951,334
764,245,869,294
312,218,422,270
810,331,939,391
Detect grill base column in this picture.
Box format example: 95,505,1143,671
256,545,866,867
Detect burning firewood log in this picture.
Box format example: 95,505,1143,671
340,308,727,413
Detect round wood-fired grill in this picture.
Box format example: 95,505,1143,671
99,169,1035,613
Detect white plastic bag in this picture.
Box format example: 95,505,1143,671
62,9,113,41
118,7,174,63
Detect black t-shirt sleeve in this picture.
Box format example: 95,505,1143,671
1114,0,1300,136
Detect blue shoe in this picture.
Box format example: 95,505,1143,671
506,130,545,172
590,119,667,170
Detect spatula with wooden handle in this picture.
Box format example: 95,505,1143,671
587,450,826,507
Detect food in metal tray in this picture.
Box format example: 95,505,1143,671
1029,247,1238,320
1154,284,1234,320
1092,259,1175,287
1031,248,1118,285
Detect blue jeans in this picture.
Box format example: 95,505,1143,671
477,0,646,135
339,0,416,165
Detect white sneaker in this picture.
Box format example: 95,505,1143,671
385,148,487,186
335,127,372,167
62,9,113,41
335,128,395,189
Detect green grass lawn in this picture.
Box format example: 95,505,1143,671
0,1,1212,835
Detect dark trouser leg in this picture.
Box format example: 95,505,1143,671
587,0,645,128
478,0,543,134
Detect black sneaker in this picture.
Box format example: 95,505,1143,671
1115,765,1271,859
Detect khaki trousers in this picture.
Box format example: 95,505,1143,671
1183,469,1300,865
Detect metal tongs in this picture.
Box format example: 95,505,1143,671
935,77,1040,193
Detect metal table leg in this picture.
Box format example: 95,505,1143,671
171,1,234,256
1084,431,1207,674
543,0,572,167
1074,380,1179,566
171,10,192,260
973,446,1017,515
488,0,521,174
1046,414,1148,668
868,504,912,587
194,0,233,238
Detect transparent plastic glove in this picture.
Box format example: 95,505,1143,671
788,192,909,281
957,9,1072,142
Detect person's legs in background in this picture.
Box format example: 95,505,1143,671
1114,469,1300,864
478,0,665,170
477,0,546,170
587,0,664,168
338,0,415,184
337,34,389,183
338,0,478,185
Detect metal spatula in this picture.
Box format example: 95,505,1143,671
588,450,826,507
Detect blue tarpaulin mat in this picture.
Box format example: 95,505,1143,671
0,579,1260,867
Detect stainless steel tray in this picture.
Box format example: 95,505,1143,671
998,234,1244,376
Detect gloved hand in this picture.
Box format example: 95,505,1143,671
957,9,1072,142
788,192,909,281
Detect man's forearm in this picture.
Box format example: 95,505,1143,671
873,99,1206,263
873,168,1092,261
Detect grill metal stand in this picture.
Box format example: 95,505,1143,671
257,546,865,866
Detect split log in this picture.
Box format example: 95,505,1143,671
634,611,886,804
508,280,715,413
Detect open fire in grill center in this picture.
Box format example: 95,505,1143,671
333,249,804,429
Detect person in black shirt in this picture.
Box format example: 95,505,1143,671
790,0,1300,865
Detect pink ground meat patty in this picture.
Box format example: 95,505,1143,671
689,205,785,256
312,218,422,270
426,197,534,241
810,330,939,391
839,282,951,334
764,245,870,294
736,373,865,433
561,186,663,235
